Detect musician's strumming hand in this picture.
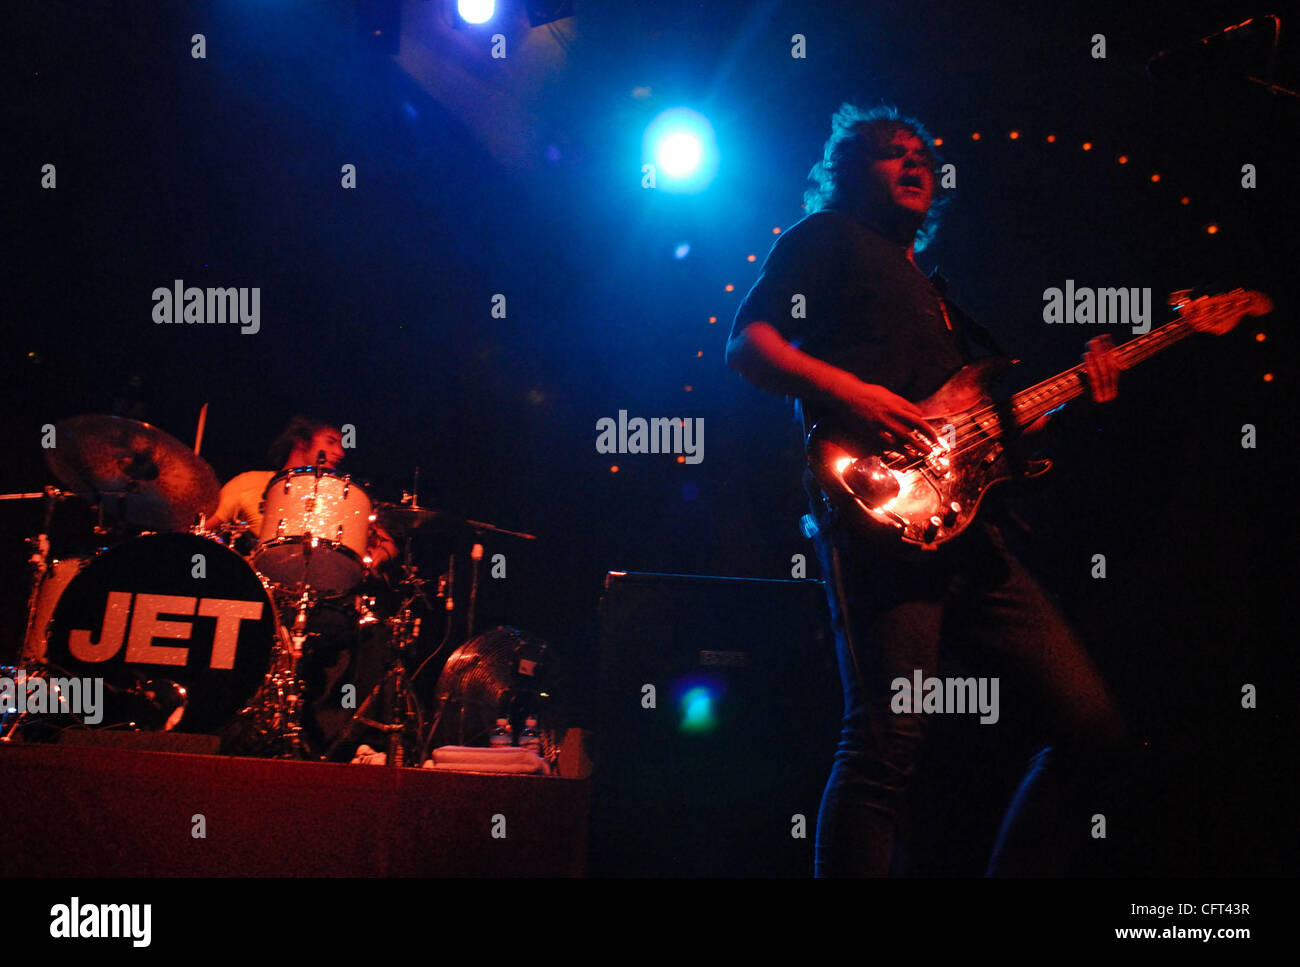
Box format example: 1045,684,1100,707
1082,334,1119,402
839,381,939,451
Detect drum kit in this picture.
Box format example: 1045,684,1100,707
2,414,540,764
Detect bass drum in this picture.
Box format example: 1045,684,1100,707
41,533,277,734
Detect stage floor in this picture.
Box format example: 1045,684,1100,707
0,743,590,877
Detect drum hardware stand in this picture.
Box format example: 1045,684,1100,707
332,611,419,766
273,587,318,758
381,563,433,766
0,663,35,743
1,662,76,742
441,549,456,622
466,542,484,639
277,536,324,756
231,582,320,759
19,490,58,655
326,552,431,766
288,588,316,658
4,486,77,663
238,617,312,759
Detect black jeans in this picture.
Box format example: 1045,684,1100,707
295,600,391,760
810,504,1128,876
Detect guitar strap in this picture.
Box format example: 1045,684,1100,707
956,306,1009,359
928,270,1010,360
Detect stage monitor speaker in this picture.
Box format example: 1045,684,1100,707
590,571,838,876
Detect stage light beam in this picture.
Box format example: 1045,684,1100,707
458,0,495,25
643,108,719,193
658,132,701,177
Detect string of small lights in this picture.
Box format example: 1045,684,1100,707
934,129,1218,234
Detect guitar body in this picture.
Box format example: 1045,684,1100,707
807,356,1047,552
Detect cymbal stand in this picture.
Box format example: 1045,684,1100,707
18,487,60,659
377,550,433,765
327,548,431,765
381,585,424,766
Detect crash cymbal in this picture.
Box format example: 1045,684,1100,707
44,414,220,531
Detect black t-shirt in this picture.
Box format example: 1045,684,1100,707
731,209,994,429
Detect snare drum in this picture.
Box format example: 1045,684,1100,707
253,468,372,594
36,533,277,734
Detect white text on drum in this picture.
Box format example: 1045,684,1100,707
151,279,260,334
1,671,103,725
68,594,264,669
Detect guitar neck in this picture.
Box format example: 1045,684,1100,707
1008,318,1195,428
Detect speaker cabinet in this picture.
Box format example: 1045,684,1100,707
590,571,838,876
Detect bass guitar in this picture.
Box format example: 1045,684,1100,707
806,288,1273,550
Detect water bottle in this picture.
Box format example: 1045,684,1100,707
520,717,541,754
489,717,512,747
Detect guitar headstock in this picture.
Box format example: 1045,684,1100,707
1169,288,1275,335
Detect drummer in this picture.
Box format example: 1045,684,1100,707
207,416,397,571
207,415,397,759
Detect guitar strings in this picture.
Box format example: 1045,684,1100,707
882,308,1223,473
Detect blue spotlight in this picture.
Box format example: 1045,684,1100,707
458,0,495,25
644,108,719,193
674,242,691,259
659,132,701,176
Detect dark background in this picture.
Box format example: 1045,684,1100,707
4,0,1293,874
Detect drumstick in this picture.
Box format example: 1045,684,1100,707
194,403,208,455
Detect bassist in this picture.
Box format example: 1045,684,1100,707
726,104,1127,877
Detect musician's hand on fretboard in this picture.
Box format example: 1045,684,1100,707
1081,334,1120,402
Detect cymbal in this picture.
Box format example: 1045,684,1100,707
374,503,537,542
44,414,221,531
374,503,472,538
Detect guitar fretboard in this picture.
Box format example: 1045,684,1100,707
1008,317,1196,428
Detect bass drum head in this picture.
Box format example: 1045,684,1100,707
46,533,275,734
